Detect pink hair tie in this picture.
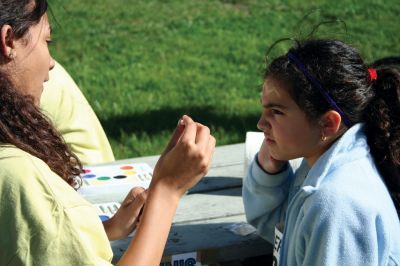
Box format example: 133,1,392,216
368,68,377,81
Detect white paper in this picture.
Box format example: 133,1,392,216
244,131,264,174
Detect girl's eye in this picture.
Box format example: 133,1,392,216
271,109,284,115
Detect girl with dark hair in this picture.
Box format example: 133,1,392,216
243,39,400,265
0,0,215,265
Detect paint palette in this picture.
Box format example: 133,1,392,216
78,162,153,201
81,163,153,187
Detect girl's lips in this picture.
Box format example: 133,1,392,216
266,138,275,144
264,135,275,144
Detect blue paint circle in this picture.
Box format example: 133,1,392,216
83,174,96,179
99,215,110,221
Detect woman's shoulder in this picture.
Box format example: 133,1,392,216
0,144,46,172
0,145,60,204
0,144,52,180
0,144,92,208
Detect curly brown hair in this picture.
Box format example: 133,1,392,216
0,0,83,187
0,72,83,187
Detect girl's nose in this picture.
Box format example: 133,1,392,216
257,116,270,131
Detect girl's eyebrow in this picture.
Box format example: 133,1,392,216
263,103,287,109
259,97,287,109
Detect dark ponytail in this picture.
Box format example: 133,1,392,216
364,58,400,212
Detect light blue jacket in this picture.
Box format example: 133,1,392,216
243,124,400,265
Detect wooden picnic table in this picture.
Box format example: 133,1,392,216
83,143,272,265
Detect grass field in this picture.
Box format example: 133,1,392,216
49,0,400,159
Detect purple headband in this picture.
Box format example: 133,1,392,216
287,52,352,127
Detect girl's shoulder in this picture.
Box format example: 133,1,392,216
301,158,396,224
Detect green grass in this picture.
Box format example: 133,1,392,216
49,0,400,159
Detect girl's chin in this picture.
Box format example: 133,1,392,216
269,151,292,162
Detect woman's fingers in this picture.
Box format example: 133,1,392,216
163,115,198,154
179,115,197,144
206,135,216,164
122,187,146,207
195,122,211,151
151,115,216,196
163,119,186,154
104,188,148,240
122,189,148,236
199,135,216,175
127,190,147,218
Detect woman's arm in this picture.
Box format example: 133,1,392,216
117,115,216,266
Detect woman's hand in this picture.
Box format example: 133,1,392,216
151,115,216,197
103,187,147,241
257,138,287,174
116,115,215,266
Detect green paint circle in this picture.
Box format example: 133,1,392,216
97,176,111,181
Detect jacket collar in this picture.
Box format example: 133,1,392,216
302,123,369,188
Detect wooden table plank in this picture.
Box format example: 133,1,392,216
111,214,272,264
174,187,243,223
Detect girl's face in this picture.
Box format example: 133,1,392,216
10,13,54,105
257,76,324,165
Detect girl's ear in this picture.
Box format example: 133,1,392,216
0,25,16,59
319,110,342,138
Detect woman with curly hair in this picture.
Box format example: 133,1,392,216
0,0,215,265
